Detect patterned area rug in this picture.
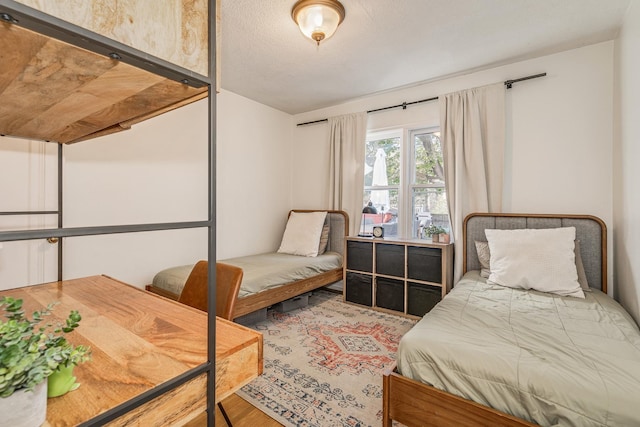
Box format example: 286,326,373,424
237,290,417,427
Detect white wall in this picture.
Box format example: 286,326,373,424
63,99,210,285
64,90,294,285
1,90,293,289
2,105,211,289
613,1,640,323
0,139,58,288
293,42,615,292
215,90,294,259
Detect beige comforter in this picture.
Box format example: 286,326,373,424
397,270,640,426
152,252,342,298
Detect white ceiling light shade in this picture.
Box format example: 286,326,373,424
292,0,346,45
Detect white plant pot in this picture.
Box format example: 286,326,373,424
0,379,47,427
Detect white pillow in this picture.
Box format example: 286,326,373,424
486,227,584,298
277,211,328,257
476,238,590,291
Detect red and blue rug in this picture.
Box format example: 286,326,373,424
237,290,416,427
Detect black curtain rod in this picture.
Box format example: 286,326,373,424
296,72,546,126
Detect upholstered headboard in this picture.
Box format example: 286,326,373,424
290,210,349,257
463,213,607,292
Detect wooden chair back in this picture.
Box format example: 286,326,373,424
178,261,243,320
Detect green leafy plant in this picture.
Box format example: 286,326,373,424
424,224,443,237
0,297,91,397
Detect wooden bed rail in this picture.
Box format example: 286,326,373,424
383,366,537,427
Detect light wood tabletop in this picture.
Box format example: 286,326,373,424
0,275,262,427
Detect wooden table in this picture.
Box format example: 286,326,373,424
0,275,263,427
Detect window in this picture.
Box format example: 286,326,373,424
362,127,448,239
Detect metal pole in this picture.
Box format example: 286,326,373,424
0,211,58,216
207,1,217,425
0,221,211,242
58,142,63,281
296,72,547,126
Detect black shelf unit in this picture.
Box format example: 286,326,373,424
343,237,453,318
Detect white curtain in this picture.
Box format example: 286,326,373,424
440,83,506,282
328,112,368,236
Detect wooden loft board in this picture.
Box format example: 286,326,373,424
14,0,209,77
0,21,208,144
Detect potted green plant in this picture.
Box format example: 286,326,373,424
0,296,91,426
439,227,451,244
424,224,445,242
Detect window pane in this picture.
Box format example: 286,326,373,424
363,135,400,236
361,188,399,237
362,127,449,239
413,132,444,185
411,187,449,238
365,137,400,187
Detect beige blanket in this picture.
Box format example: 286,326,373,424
397,270,640,427
152,252,342,298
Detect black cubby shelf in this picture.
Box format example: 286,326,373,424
343,236,453,319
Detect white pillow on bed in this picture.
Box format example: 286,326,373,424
277,211,328,257
475,238,591,291
485,227,585,298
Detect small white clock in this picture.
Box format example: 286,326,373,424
372,226,384,238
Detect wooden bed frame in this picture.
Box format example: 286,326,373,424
382,212,607,427
146,209,349,318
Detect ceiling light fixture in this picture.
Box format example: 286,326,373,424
291,0,345,46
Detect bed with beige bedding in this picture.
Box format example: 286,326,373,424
146,210,348,318
151,252,342,299
383,213,640,427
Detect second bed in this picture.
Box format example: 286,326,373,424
146,210,348,318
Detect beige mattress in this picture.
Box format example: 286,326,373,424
397,270,640,427
152,252,342,298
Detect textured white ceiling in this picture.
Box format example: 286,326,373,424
220,0,630,114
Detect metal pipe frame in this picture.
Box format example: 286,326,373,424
58,142,63,281
0,1,216,425
0,221,211,242
0,211,58,216
207,2,218,424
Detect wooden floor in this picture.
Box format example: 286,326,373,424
185,393,283,426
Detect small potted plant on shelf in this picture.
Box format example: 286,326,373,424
424,224,443,242
439,227,451,244
0,296,91,427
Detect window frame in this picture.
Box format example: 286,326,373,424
364,125,444,239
